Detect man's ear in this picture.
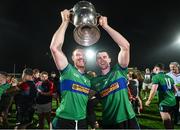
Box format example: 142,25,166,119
72,55,74,62
109,58,111,63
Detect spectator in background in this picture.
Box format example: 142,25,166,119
166,62,180,125
6,75,12,84
142,68,152,100
36,71,53,129
0,71,11,127
135,70,144,100
127,72,143,115
49,71,60,108
5,77,18,118
33,69,41,85
15,68,37,129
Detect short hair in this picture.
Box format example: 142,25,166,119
0,71,8,77
41,71,48,76
154,63,165,70
72,47,85,56
169,62,179,66
33,69,40,74
145,68,150,71
23,68,33,76
96,49,110,58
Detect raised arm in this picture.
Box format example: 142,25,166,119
99,16,130,68
50,9,70,70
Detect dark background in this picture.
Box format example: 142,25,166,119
0,0,180,73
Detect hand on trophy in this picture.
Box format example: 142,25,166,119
69,1,101,46
99,16,108,29
61,9,70,23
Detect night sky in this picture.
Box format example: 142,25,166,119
0,0,180,73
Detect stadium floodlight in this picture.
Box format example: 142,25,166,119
176,36,180,45
85,49,96,60
172,33,180,45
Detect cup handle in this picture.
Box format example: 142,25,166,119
69,8,74,25
96,13,101,26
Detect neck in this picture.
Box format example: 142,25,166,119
101,66,111,75
158,70,164,73
172,71,180,75
77,67,85,74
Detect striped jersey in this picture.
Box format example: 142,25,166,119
152,72,176,107
91,64,135,125
56,64,91,120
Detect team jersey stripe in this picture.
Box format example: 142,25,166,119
160,85,174,92
98,78,127,98
60,79,90,96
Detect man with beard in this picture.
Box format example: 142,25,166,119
50,9,91,129
91,16,140,129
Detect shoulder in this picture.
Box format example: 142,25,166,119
113,64,128,71
60,63,76,75
152,74,159,80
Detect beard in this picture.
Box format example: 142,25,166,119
75,59,85,68
99,63,109,70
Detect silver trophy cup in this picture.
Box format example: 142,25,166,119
70,1,100,46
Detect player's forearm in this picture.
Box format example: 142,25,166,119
50,22,69,51
103,25,130,51
147,89,156,102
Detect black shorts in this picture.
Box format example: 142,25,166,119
52,116,87,129
159,105,176,112
102,117,140,129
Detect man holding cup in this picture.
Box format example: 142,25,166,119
50,9,91,129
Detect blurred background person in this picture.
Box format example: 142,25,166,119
127,72,143,115
166,62,180,125
36,71,53,129
33,69,41,86
142,68,152,100
0,71,11,127
14,68,37,129
49,71,60,109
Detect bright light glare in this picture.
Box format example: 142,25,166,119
85,49,95,60
176,36,180,44
173,34,180,46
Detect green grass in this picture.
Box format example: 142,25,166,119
94,95,180,129
1,96,180,129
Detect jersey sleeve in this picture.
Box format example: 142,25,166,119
114,64,128,79
59,64,72,75
152,75,159,84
